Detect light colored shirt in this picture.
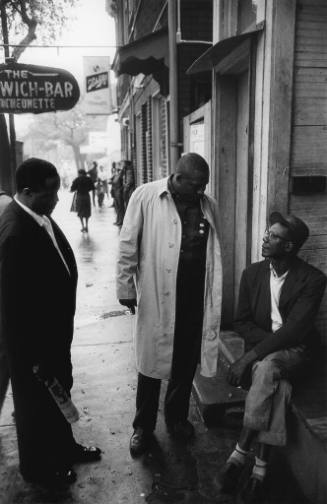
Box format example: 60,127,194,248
14,196,70,276
270,264,288,332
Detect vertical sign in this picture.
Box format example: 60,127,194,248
189,122,206,160
83,56,113,115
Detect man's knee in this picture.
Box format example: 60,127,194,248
252,357,282,384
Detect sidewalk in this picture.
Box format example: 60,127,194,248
0,313,237,504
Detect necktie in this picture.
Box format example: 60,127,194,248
42,217,71,276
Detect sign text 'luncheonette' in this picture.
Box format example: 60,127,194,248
0,62,80,114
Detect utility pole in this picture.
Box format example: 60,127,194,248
168,0,179,171
0,0,17,194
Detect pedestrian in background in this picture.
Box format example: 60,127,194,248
111,164,124,226
117,152,223,457
98,165,109,200
96,178,105,208
0,189,12,415
121,160,135,211
87,161,98,184
87,161,98,206
0,158,101,487
109,162,117,208
70,169,95,233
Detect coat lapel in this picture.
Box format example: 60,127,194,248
257,261,272,328
10,201,77,283
50,218,78,282
279,258,303,309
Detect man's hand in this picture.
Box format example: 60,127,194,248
32,363,53,384
227,350,257,387
119,298,137,314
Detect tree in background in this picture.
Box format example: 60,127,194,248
4,0,77,57
23,105,88,173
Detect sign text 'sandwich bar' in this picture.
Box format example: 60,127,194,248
0,62,80,114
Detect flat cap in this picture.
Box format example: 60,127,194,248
269,212,309,248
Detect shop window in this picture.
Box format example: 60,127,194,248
291,176,326,195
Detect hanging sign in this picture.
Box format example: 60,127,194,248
0,62,80,114
83,56,113,115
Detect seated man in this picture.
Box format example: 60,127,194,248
220,212,326,503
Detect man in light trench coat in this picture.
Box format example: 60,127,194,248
116,152,223,457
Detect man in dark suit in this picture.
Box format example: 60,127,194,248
220,212,326,503
0,158,101,487
0,189,12,414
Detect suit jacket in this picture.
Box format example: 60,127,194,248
0,200,78,388
0,200,78,474
234,257,326,360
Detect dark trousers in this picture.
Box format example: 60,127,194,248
0,340,9,414
113,189,124,225
9,359,77,477
133,258,206,432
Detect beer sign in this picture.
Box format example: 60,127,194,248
86,72,109,93
0,62,80,114
83,56,113,115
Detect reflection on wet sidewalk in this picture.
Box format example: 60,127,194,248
52,190,121,325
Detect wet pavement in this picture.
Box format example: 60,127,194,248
0,192,309,504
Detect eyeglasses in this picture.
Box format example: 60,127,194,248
264,229,290,242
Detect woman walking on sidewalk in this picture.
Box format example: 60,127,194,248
70,169,95,232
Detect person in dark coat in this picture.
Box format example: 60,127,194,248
70,169,95,233
121,160,135,211
111,165,124,226
0,158,101,487
220,212,326,503
0,189,12,415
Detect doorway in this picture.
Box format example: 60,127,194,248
214,53,254,324
234,70,250,306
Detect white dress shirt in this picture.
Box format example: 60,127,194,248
270,264,288,332
14,196,70,276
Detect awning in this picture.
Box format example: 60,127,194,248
187,22,264,75
112,28,168,77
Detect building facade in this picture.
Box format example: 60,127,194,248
110,0,327,337
109,0,212,185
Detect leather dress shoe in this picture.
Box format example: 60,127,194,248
220,462,245,494
166,419,195,441
22,467,77,487
129,428,152,458
241,476,265,504
72,443,102,463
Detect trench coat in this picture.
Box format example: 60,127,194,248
116,177,223,379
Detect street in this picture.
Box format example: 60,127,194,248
0,193,308,504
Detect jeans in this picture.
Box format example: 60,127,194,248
243,346,307,446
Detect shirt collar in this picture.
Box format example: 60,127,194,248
14,195,47,228
157,177,171,197
270,262,289,280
